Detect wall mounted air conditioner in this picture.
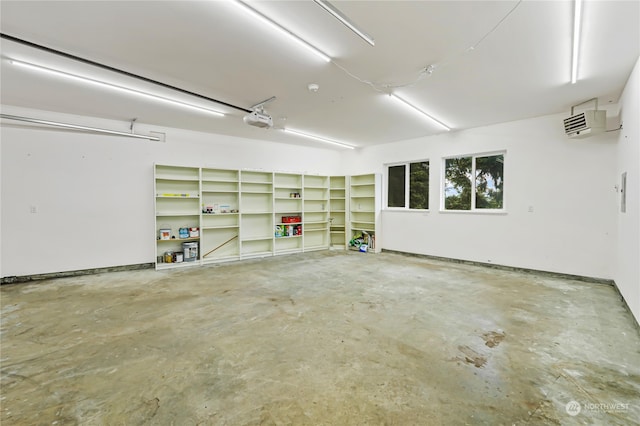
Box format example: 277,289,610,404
563,98,606,138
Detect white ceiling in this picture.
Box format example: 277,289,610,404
1,0,638,149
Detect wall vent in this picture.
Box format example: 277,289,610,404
563,110,606,138
563,98,606,138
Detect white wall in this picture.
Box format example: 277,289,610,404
2,77,637,324
615,56,640,324
0,106,341,277
342,110,620,280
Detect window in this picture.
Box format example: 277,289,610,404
443,153,504,211
387,161,429,209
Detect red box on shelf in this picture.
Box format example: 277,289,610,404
282,216,301,223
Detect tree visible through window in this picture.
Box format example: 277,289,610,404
387,161,429,209
475,155,504,209
444,157,472,210
410,162,429,209
444,153,504,210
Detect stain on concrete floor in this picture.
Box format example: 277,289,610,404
1,251,639,425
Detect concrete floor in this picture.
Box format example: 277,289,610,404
1,251,639,425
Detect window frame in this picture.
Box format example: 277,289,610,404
441,151,506,213
385,159,430,211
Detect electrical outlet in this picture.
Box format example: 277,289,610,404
528,205,534,213
30,205,37,214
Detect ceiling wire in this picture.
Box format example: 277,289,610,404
331,60,435,94
468,0,523,51
331,0,524,93
330,61,387,94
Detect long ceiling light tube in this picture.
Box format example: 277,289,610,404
0,33,250,113
1,113,160,141
9,59,225,116
388,93,450,131
313,0,375,46
571,0,583,84
283,128,355,149
233,1,331,63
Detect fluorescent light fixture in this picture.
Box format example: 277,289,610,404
283,128,355,149
314,0,375,46
571,0,583,84
1,113,161,141
388,93,450,131
233,0,331,63
9,59,225,116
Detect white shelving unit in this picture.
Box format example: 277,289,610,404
154,165,201,269
201,168,240,264
274,173,303,255
349,173,382,253
303,175,330,251
154,165,380,269
329,176,347,249
240,170,274,259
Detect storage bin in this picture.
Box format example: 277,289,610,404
183,242,198,262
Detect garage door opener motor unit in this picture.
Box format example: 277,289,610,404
243,96,275,129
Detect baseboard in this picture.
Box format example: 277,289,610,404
382,249,640,331
0,263,154,285
611,280,640,333
381,249,614,285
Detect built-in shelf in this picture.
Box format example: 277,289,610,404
155,165,380,269
349,173,381,253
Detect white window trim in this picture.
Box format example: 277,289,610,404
440,151,506,213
